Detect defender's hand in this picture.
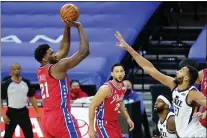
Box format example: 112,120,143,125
115,31,130,50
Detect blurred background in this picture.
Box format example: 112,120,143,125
1,1,206,138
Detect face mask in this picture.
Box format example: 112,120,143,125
125,89,132,96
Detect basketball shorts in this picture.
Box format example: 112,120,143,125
200,107,207,128
41,108,81,138
200,118,207,128
186,125,206,138
95,119,123,138
179,117,207,138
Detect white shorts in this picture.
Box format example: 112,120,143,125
179,117,206,138
187,126,206,138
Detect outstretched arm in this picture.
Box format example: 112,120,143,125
51,22,90,79
115,31,175,89
55,23,71,60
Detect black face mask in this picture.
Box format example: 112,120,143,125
125,89,132,96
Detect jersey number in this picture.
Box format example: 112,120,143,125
174,106,180,116
40,82,49,99
161,132,167,137
114,103,121,111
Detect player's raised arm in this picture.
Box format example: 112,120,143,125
115,31,175,89
88,85,111,138
55,19,72,60
51,21,90,79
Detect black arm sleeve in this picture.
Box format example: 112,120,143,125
2,76,11,81
1,79,11,100
23,78,35,97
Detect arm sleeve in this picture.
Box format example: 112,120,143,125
24,78,35,97
1,81,9,100
193,83,201,91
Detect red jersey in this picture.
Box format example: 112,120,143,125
96,80,126,121
200,68,207,127
37,64,71,112
201,68,207,97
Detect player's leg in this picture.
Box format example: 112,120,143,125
18,109,33,138
41,114,55,138
72,115,82,137
4,122,18,138
56,108,80,138
95,120,103,138
115,121,123,138
4,110,18,138
96,119,117,138
191,126,207,138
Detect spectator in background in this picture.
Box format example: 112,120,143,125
123,80,151,138
123,80,144,109
70,80,88,100
1,63,40,138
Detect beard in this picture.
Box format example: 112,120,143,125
114,77,124,83
14,73,20,77
154,107,164,113
174,77,183,85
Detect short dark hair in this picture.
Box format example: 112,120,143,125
186,65,198,86
70,80,80,86
111,63,124,72
179,58,199,70
34,44,50,62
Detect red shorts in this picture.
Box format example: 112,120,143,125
200,119,206,128
41,108,81,138
200,108,207,128
95,119,123,138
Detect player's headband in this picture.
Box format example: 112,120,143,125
157,95,171,108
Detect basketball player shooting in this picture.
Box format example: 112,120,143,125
89,63,134,138
154,95,177,138
115,31,206,138
34,19,89,138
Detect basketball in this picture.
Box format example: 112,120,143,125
60,4,80,21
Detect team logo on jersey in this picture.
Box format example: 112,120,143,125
110,94,124,104
122,87,126,90
181,93,186,96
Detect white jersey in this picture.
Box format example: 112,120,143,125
172,86,206,138
157,112,177,138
